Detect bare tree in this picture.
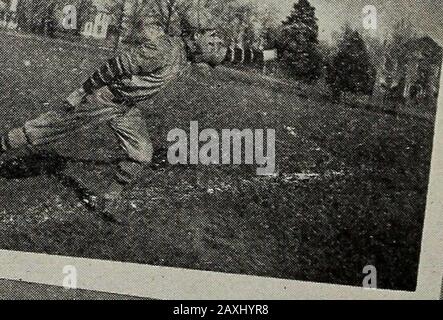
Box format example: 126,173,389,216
124,0,154,44
193,0,280,48
151,0,192,34
198,0,259,46
106,0,276,50
107,0,128,51
106,0,190,49
389,19,417,64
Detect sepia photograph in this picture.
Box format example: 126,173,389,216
0,0,442,296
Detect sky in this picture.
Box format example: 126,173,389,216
258,0,443,44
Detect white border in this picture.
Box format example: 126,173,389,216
0,18,443,301
0,250,428,299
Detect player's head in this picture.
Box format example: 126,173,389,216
182,11,227,67
187,29,227,67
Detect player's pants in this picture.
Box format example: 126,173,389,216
3,88,153,186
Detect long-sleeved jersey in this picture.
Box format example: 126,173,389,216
82,32,190,104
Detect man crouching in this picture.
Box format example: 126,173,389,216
0,20,227,223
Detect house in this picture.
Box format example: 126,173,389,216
403,37,442,101
0,0,113,39
374,36,442,105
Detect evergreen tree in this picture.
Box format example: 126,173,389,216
326,26,376,101
279,0,322,82
17,0,56,33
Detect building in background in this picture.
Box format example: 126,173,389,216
403,37,442,102
374,36,442,106
0,0,113,39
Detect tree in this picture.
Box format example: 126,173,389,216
389,19,417,66
367,19,418,102
382,19,418,95
17,0,58,34
182,0,278,49
151,0,192,35
122,0,154,44
106,0,129,50
279,0,322,82
362,33,384,68
206,0,257,46
258,4,280,49
326,26,376,102
262,25,281,49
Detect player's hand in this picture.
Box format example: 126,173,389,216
65,88,87,109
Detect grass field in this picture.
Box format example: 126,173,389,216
0,32,436,291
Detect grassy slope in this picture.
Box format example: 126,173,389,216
0,33,435,291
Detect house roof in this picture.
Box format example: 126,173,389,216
406,36,442,64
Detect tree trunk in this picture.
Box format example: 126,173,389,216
113,0,127,52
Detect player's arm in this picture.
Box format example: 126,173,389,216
63,54,136,109
81,54,139,95
65,40,164,108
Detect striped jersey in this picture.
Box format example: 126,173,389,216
82,32,190,104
